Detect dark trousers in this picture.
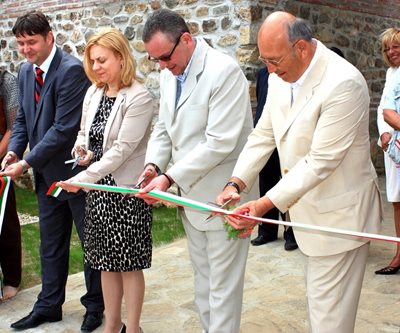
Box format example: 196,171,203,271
33,174,103,317
257,149,281,237
0,182,21,287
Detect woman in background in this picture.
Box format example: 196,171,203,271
376,27,400,275
0,68,21,301
58,28,154,333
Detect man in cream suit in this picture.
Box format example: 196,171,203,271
218,12,382,333
137,8,258,333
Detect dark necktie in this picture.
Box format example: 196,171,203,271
34,67,44,104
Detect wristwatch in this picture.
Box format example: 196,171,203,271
224,181,240,194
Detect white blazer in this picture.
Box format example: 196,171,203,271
233,41,382,256
145,37,259,231
71,82,154,187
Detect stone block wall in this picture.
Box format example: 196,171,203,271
0,0,399,173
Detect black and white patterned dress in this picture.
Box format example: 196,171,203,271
83,94,152,272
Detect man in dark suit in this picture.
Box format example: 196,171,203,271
0,11,103,331
251,67,297,251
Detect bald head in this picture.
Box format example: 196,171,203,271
257,11,315,83
258,11,296,46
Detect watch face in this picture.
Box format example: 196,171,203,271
225,181,240,193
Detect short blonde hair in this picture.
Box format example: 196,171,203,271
83,27,142,88
380,27,400,67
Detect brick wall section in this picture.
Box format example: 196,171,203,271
0,0,397,172
299,0,400,20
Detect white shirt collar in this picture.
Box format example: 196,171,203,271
291,39,320,101
33,44,57,80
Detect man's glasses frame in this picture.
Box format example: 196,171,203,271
258,40,300,66
148,33,184,63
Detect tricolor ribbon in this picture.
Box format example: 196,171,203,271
0,176,11,237
47,182,63,197
47,181,400,244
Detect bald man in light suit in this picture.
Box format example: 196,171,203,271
218,11,382,333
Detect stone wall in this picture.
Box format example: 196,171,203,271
1,0,399,173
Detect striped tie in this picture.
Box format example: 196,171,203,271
34,67,44,104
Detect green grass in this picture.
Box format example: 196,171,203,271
15,186,39,216
11,187,185,290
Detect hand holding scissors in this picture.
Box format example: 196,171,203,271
65,145,93,169
121,175,149,201
205,197,235,222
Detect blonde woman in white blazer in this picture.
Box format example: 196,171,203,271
58,28,154,333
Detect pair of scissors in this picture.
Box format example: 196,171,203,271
71,146,87,170
121,175,149,201
205,197,234,222
71,156,81,170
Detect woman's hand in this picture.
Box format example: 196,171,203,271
380,132,392,151
56,180,81,193
73,145,93,166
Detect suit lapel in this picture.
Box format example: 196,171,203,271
85,87,103,139
175,38,208,111
34,48,63,126
103,88,125,145
279,43,329,141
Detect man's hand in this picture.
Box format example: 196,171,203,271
135,164,170,205
0,162,24,180
136,164,159,189
226,196,274,230
216,188,241,207
136,174,170,205
1,151,18,171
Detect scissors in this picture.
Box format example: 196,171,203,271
71,146,87,170
121,175,149,201
205,197,234,222
71,156,81,170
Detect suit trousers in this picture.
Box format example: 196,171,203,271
305,242,369,333
257,149,281,237
0,183,21,287
182,211,250,333
33,173,103,316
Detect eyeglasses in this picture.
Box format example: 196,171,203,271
148,33,183,62
258,40,300,66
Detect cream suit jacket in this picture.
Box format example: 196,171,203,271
71,82,154,187
233,41,382,256
145,37,259,231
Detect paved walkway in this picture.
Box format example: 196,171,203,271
0,177,399,333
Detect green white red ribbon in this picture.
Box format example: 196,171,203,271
0,176,11,236
47,182,63,197
47,181,400,244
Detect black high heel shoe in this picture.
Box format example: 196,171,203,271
119,323,126,333
375,264,400,275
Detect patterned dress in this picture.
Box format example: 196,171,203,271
83,94,152,272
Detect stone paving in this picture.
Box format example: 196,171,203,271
0,177,399,333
